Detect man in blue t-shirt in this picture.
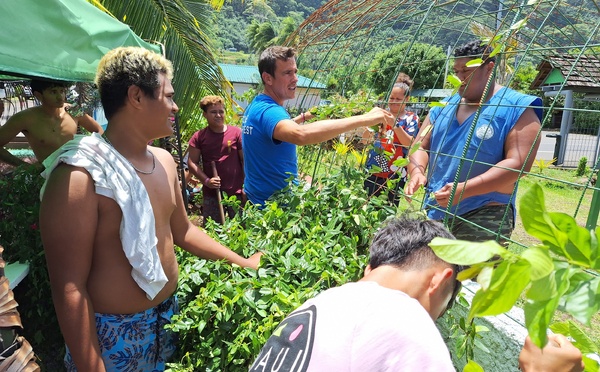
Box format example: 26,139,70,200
406,40,543,244
242,46,395,206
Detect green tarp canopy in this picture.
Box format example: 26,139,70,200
0,0,161,82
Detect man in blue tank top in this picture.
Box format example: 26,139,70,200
242,46,395,206
406,40,543,244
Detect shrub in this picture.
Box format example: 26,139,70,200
0,164,64,369
576,156,587,177
167,166,396,371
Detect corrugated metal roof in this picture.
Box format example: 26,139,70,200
219,63,326,89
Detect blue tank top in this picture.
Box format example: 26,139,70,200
425,87,542,220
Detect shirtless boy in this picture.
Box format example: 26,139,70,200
39,47,261,371
0,79,103,167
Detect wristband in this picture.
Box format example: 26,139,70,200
204,177,210,185
301,112,305,123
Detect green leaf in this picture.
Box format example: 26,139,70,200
548,212,593,265
392,157,409,168
510,19,527,30
550,320,599,354
488,45,501,58
430,238,509,265
408,141,421,155
465,58,483,67
420,125,433,138
463,360,484,372
592,228,599,269
474,325,489,333
519,183,567,249
527,274,557,301
473,338,490,353
524,268,570,348
447,74,462,87
561,275,600,326
582,356,600,372
475,265,494,290
521,246,554,280
429,101,447,108
469,260,530,319
456,264,484,281
524,298,555,347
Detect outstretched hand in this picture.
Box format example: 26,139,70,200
366,107,395,128
405,172,427,196
245,252,263,270
519,334,584,372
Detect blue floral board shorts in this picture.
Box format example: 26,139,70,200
65,296,178,372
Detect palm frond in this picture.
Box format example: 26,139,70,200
91,0,230,133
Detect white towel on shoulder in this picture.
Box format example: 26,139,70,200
40,133,168,300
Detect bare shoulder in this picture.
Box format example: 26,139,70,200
3,106,39,129
506,108,541,143
150,146,177,170
42,164,96,206
149,146,174,160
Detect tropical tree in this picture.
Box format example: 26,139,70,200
87,0,231,132
243,0,277,23
510,62,538,95
366,42,447,95
273,15,302,47
246,20,278,53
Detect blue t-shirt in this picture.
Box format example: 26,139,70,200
242,94,297,205
425,87,543,220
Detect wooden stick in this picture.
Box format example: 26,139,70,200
211,161,226,224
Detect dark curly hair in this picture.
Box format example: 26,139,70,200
454,40,496,63
30,79,70,95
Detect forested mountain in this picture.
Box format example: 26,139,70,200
212,0,598,56
213,0,327,53
210,0,599,98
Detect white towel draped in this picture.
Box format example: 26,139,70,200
40,133,168,300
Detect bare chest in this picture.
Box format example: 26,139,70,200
139,168,178,227
25,115,77,146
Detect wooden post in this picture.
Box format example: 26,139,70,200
211,161,226,224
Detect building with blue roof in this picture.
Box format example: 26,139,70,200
219,63,326,110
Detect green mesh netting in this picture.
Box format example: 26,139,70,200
281,0,600,248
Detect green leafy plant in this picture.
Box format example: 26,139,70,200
431,183,600,370
0,164,64,369
534,157,556,174
576,157,588,177
167,167,394,371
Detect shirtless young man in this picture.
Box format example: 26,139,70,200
0,79,103,167
39,47,261,371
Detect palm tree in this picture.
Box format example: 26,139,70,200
87,0,230,132
247,20,278,53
